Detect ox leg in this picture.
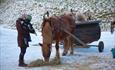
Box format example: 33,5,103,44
62,37,70,56
55,41,60,59
70,45,73,55
70,39,74,55
53,41,61,64
70,47,73,55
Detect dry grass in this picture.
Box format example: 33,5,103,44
28,58,61,67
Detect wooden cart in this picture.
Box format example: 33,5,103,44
73,20,104,52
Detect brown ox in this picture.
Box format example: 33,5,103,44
39,12,76,62
39,11,87,62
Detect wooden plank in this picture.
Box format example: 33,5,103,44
75,20,101,25
74,21,101,45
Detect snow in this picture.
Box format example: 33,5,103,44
0,25,115,70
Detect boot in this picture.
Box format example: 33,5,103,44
18,60,28,67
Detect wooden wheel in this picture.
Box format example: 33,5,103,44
98,41,104,52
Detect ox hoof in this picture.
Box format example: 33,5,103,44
62,52,67,56
70,52,74,55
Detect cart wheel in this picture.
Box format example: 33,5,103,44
98,41,104,52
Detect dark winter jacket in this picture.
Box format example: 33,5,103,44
16,18,35,47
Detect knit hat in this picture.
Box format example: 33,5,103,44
26,15,32,21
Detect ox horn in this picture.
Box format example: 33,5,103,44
43,11,49,20
70,9,73,13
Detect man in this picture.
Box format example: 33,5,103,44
16,14,36,67
111,20,115,34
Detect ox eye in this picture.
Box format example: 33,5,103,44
47,44,51,47
39,43,43,46
47,44,51,50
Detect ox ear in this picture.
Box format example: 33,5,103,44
39,43,43,47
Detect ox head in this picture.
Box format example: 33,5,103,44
70,9,87,22
39,43,51,62
39,19,52,62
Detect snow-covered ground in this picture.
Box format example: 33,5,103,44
0,25,115,70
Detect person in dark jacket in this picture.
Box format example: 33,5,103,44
16,15,36,67
111,20,115,34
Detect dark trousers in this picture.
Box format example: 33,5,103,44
19,47,27,61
